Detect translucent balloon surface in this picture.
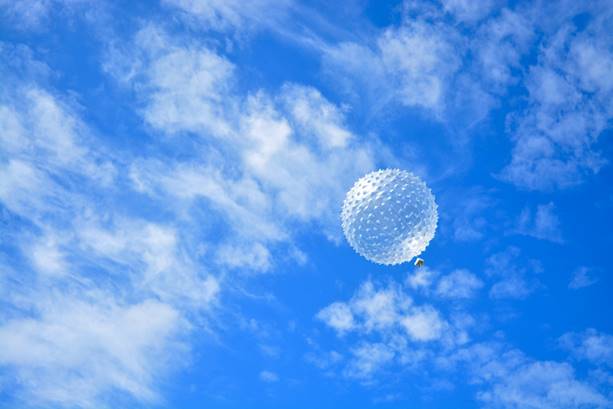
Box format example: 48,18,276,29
341,169,438,265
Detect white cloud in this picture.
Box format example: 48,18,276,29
129,161,287,243
406,267,436,290
560,329,613,368
315,277,477,381
321,2,611,190
0,159,51,221
28,235,67,277
436,269,483,299
318,283,610,405
351,281,411,332
305,350,344,372
0,296,185,408
500,4,612,190
345,343,395,380
317,278,475,346
489,276,532,300
24,88,87,163
216,242,272,273
446,342,610,409
445,188,493,242
141,40,235,137
0,47,220,407
78,219,220,308
0,0,51,27
162,0,291,33
105,24,236,138
472,8,533,90
0,105,28,153
485,247,540,299
0,0,92,29
0,87,116,196
239,87,375,229
569,267,598,290
516,202,564,243
400,306,445,342
321,4,532,128
259,370,279,383
317,302,355,334
279,85,353,149
3,3,610,408
478,360,609,409
323,18,461,118
0,23,383,406
440,0,498,23
107,25,380,273
378,22,460,114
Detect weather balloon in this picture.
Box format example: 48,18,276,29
341,169,438,265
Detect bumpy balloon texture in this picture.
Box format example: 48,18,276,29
341,169,438,265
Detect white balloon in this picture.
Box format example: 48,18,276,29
341,169,438,265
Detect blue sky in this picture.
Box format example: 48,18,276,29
0,0,612,408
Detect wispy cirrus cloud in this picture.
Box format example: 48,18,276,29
0,45,218,407
322,17,464,120
569,267,599,290
316,276,474,380
0,296,186,408
315,273,611,407
560,329,613,368
0,1,610,408
161,0,292,34
259,370,280,383
105,25,383,272
445,342,609,409
436,269,484,299
0,18,385,404
499,1,613,190
0,0,94,29
515,202,564,243
321,0,612,190
485,247,542,299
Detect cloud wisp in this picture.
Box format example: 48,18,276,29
316,272,611,408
